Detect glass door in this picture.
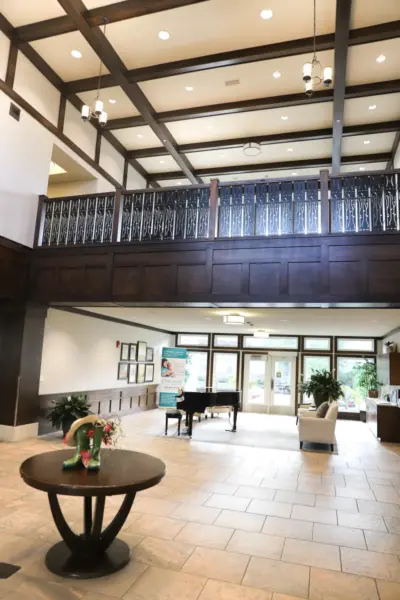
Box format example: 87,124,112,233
243,354,296,415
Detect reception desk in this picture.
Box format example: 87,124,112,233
365,397,400,443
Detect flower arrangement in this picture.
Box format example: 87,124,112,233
93,418,122,447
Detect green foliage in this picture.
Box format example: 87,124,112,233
353,361,382,395
298,369,344,404
47,395,91,429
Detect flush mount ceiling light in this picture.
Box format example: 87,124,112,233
364,140,371,145
71,49,82,59
368,104,377,110
137,133,143,138
359,167,365,171
376,54,386,63
81,18,109,126
108,98,116,104
223,315,245,325
292,172,298,176
158,30,170,40
302,0,333,96
185,86,194,92
260,9,273,19
272,71,281,79
281,115,288,120
287,148,293,152
254,329,270,338
243,142,261,157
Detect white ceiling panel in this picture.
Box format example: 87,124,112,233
351,0,400,29
156,178,192,187
344,93,400,126
113,126,163,150
347,39,400,86
139,50,335,113
201,168,323,183
137,155,181,174
0,0,65,27
78,86,139,119
106,0,336,70
340,162,388,174
341,132,396,156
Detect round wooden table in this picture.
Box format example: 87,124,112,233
20,449,165,579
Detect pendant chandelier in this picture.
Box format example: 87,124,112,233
81,18,109,125
302,0,333,96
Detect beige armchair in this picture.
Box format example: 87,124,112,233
298,402,338,452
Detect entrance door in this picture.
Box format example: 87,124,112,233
243,354,297,415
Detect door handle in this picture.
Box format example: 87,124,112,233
271,379,274,390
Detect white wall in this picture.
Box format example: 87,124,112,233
39,308,175,395
64,100,97,160
127,163,146,190
100,137,124,186
47,178,113,198
0,30,10,81
394,142,400,170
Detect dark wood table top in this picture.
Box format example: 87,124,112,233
20,449,166,497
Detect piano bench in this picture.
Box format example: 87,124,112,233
165,411,182,436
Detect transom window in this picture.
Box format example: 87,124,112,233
243,336,299,350
336,338,375,353
213,335,239,348
177,333,209,347
303,337,331,351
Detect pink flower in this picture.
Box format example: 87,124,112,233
87,429,95,438
104,424,112,433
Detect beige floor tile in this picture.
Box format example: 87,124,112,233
134,536,194,570
243,557,310,598
247,500,292,519
309,566,379,600
384,517,400,534
132,498,180,517
364,531,400,554
199,579,272,600
282,538,341,571
124,566,206,600
0,510,49,537
227,474,263,487
1,578,85,600
338,511,387,532
341,546,400,582
262,516,312,541
291,504,336,525
372,486,400,504
206,493,250,512
214,510,265,532
227,530,284,560
272,595,308,600
0,532,47,566
200,482,239,496
175,522,234,550
357,500,400,518
167,490,212,506
377,580,400,600
274,491,315,507
297,481,335,496
260,478,298,492
126,515,186,540
315,495,357,512
170,504,221,525
182,546,249,584
235,486,276,501
313,523,366,549
335,487,375,501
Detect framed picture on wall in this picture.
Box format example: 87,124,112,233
145,364,154,382
128,363,137,384
137,363,146,384
137,341,147,362
129,344,137,361
120,343,129,361
118,362,129,380
146,347,154,362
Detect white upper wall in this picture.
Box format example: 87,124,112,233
0,30,10,81
127,162,146,190
39,308,174,395
14,52,60,126
100,137,124,186
394,141,400,170
64,100,97,160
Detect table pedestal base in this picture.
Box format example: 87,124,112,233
45,539,131,579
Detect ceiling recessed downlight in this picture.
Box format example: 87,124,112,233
364,140,371,145
281,115,288,120
223,315,245,325
368,104,377,110
359,167,365,171
243,142,261,157
376,54,386,63
185,86,194,92
260,9,273,20
272,71,281,79
158,30,170,40
109,98,116,104
292,172,298,176
287,148,293,152
137,133,143,138
71,49,82,58
160,160,165,164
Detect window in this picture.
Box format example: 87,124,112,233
243,336,299,350
213,335,239,348
301,355,332,404
336,356,374,412
177,333,209,347
337,338,375,353
303,337,331,351
185,351,208,392
212,352,238,391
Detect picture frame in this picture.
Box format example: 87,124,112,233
128,363,137,384
129,343,137,361
120,343,129,361
137,341,147,362
118,362,129,380
146,347,154,362
145,364,154,383
137,363,146,384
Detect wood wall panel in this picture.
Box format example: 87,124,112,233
212,264,242,295
367,261,400,295
144,265,176,298
288,262,321,296
0,237,29,301
112,266,141,298
177,264,210,294
249,263,280,296
329,262,362,296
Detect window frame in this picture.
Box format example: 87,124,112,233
212,334,240,349
335,337,376,355
211,350,240,392
242,335,299,351
302,336,333,353
176,332,210,349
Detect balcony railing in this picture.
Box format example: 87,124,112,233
36,169,400,248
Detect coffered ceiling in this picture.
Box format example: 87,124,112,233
2,0,400,186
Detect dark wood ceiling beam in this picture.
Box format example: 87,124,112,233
332,0,353,175
105,80,400,130
148,153,391,181
58,0,200,184
387,131,400,170
15,0,210,42
66,20,400,92
128,121,400,158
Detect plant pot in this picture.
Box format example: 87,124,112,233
62,415,77,436
368,390,379,398
313,393,329,408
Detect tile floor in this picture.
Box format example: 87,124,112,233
0,410,400,599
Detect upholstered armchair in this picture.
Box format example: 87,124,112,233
298,402,338,452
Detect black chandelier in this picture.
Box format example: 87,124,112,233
302,0,333,96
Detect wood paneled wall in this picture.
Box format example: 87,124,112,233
0,236,29,301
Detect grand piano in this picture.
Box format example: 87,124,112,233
177,391,240,437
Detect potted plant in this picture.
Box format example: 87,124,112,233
384,341,397,354
353,361,382,398
298,369,344,408
47,394,92,435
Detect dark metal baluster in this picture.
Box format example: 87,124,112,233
370,175,384,231
243,184,255,236
384,173,398,231
255,182,267,236
42,201,54,246
356,176,370,232
93,196,105,243
306,179,319,234
293,180,306,234
142,192,154,240
50,201,62,245
174,190,186,239
152,191,165,240
131,193,144,241
218,186,231,237
231,185,243,237
67,199,79,244
197,187,210,238
84,197,97,243
103,195,114,242
186,189,198,239
120,194,133,242
58,200,70,245
163,191,175,239
75,198,88,244
280,181,292,234
343,177,356,232
268,182,280,236
330,178,343,233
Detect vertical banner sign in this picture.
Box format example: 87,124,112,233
159,347,188,408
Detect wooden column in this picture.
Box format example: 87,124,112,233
123,158,129,189
95,129,102,164
57,95,67,132
34,194,47,248
208,179,219,239
112,188,122,243
320,169,330,234
5,41,18,88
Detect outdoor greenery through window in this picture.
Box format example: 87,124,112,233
212,353,238,391
304,337,331,351
337,338,375,352
302,355,331,404
185,351,208,392
337,356,374,412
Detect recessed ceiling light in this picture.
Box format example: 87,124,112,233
223,315,245,325
368,104,377,110
359,167,365,171
272,71,281,79
260,9,273,20
177,182,182,185
281,115,288,120
292,172,298,176
109,98,116,104
220,154,225,158
185,86,194,92
137,133,143,138
376,54,386,63
160,160,165,164
287,148,293,152
71,49,82,59
364,140,371,145
158,30,170,40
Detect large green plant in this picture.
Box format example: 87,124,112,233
298,369,344,407
353,361,381,396
47,395,91,430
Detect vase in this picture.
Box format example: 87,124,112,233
313,393,329,408
62,415,76,436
